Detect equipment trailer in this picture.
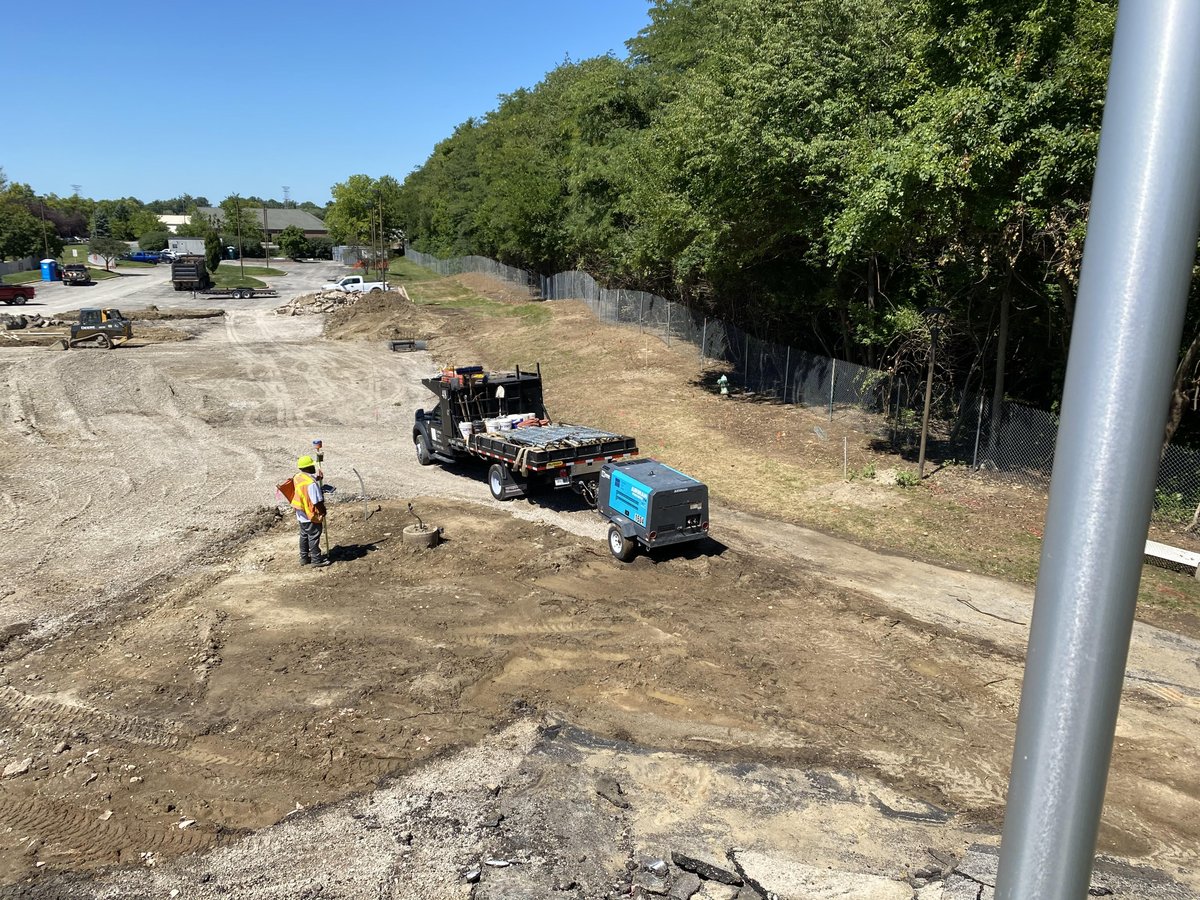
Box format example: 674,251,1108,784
202,286,278,300
413,365,638,504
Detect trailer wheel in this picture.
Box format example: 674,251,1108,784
607,525,637,562
414,433,433,466
488,464,508,501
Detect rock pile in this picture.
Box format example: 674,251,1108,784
1,312,66,331
274,285,411,317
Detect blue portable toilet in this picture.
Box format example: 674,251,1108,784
40,259,58,281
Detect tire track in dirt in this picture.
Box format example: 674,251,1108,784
0,686,181,749
0,794,218,869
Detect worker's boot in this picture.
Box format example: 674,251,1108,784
312,557,332,568
299,558,311,566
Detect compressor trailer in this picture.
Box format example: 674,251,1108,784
413,365,638,504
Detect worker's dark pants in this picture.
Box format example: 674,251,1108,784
299,521,323,562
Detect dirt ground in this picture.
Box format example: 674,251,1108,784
1,275,1198,898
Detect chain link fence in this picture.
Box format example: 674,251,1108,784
405,249,540,295
406,248,1200,526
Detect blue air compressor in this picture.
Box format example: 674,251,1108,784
597,458,709,561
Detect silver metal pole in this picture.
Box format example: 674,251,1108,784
995,4,1200,898
783,347,791,403
700,317,707,365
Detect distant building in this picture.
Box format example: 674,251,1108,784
196,207,328,244
158,214,191,234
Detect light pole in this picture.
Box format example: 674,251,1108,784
36,198,50,259
234,196,245,281
916,306,948,479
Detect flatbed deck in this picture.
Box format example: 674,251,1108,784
414,365,638,502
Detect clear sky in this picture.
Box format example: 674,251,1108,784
3,0,653,206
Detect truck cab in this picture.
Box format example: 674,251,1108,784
322,275,389,293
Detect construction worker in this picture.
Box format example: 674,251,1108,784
291,455,330,568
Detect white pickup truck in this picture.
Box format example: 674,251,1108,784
322,275,390,294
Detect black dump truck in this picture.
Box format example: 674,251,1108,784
413,365,639,505
171,255,211,291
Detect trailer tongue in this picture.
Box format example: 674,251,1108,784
413,365,638,504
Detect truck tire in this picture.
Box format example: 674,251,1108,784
488,464,508,501
414,433,433,466
370,287,382,293
607,525,637,562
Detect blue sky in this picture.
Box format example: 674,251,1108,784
3,0,653,205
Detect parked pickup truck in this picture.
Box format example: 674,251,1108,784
62,264,91,286
413,364,639,506
121,250,160,264
0,284,35,305
322,275,389,293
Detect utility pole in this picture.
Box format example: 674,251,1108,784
379,193,387,281
234,195,245,281
263,205,269,265
37,199,49,259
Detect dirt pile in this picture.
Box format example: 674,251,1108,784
277,286,412,317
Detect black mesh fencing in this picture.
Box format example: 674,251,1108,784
406,248,1200,526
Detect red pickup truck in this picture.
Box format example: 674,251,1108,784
0,284,35,306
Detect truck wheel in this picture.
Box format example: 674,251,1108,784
370,287,382,293
488,464,508,501
607,525,637,562
414,433,433,466
14,297,26,306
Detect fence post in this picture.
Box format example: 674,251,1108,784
972,395,985,469
829,359,837,421
783,347,791,403
666,301,672,348
700,318,707,366
744,334,750,380
639,293,644,333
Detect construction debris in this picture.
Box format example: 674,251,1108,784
275,285,411,317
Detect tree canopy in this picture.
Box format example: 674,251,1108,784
394,0,1159,428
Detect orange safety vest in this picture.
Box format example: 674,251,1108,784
290,472,318,520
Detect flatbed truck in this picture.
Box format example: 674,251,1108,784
413,365,638,505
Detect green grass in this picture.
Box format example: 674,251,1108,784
116,259,157,268
387,256,440,282
221,265,285,278
210,268,267,289
2,269,43,284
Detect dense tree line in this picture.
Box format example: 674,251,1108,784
394,0,1200,435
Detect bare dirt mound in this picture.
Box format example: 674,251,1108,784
4,498,1198,889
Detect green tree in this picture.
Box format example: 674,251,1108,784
277,225,309,259
90,207,111,239
218,196,264,256
204,229,223,272
89,235,128,271
326,174,403,247
138,230,171,251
